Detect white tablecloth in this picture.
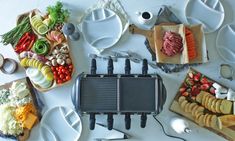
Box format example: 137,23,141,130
0,0,234,141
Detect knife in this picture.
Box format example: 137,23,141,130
94,123,131,140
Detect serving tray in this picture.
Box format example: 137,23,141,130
170,68,235,141
13,9,74,92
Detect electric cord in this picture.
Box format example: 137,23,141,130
153,115,187,141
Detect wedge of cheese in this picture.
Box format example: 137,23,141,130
218,115,235,128
23,113,38,129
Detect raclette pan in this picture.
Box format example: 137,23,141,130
71,74,166,114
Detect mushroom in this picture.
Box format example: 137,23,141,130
66,58,72,64
52,49,60,55
48,56,55,61
51,59,57,66
45,61,51,66
57,58,65,65
56,54,64,59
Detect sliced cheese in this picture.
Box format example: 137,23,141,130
23,113,38,129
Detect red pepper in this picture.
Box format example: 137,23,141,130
15,32,36,54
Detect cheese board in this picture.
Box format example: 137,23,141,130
1,2,74,92
0,77,40,141
170,68,235,141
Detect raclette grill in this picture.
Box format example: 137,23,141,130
71,58,166,130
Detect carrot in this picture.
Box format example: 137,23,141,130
185,27,197,60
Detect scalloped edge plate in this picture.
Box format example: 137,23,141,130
216,23,235,64
185,0,225,33
40,106,82,141
81,8,122,52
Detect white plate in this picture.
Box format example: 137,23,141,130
216,23,235,64
185,0,225,33
40,106,82,141
82,8,122,51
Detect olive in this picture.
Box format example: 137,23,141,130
69,31,80,41
62,23,75,35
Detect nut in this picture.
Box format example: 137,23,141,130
66,58,72,64
51,59,57,66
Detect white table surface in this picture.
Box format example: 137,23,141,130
0,0,235,141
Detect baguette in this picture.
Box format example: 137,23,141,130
210,115,218,129
205,114,212,127
185,102,191,113
215,99,222,113
196,91,205,103
178,96,186,104
207,96,214,111
220,100,233,114
180,100,188,112
198,115,205,126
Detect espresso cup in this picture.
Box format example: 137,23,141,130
137,11,153,25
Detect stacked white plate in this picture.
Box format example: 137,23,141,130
82,8,122,52
216,24,235,64
40,106,82,141
185,0,225,33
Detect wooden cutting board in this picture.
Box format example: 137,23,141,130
129,24,156,60
169,68,235,141
129,24,208,64
14,10,75,92
0,77,41,141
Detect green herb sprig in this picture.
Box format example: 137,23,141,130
47,1,70,30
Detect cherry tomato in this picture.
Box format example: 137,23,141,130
57,79,62,84
66,76,71,81
51,66,55,71
54,75,58,80
69,65,73,69
59,74,64,79
65,71,70,75
53,71,57,75
59,66,63,69
61,68,66,73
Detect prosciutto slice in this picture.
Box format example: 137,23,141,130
161,31,183,56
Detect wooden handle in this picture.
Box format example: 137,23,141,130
129,24,153,38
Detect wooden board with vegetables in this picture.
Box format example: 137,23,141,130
170,68,235,141
1,2,74,92
0,77,40,141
